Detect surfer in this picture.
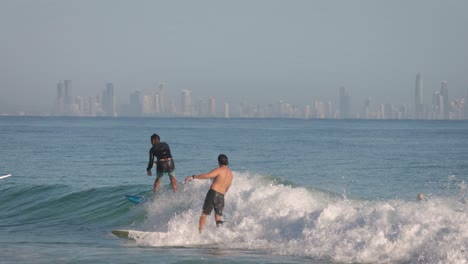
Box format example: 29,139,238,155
147,133,178,193
417,192,426,201
185,154,233,233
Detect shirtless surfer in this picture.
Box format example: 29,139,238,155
185,154,233,233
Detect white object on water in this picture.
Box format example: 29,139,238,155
112,229,167,240
111,229,217,247
0,174,11,180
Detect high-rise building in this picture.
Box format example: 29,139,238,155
181,89,192,116
432,91,444,120
63,80,72,105
399,104,409,119
314,100,325,119
158,83,166,114
208,97,216,117
86,96,98,116
362,97,372,119
102,83,116,116
326,101,333,119
383,103,393,119
440,81,449,119
224,102,230,118
154,94,160,114
76,96,85,116
55,81,64,115
54,80,73,115
304,105,311,119
129,91,142,116
451,99,463,120
339,87,351,119
414,72,424,119
378,104,385,119
142,95,154,116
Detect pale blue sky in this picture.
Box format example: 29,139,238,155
1,0,468,113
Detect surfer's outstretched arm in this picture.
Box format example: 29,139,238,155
185,168,220,182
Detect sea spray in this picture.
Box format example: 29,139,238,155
132,172,467,263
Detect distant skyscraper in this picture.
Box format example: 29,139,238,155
63,80,72,105
181,89,192,116
54,80,73,115
129,91,142,116
158,83,166,114
304,105,311,119
440,81,449,119
339,87,351,119
326,101,333,119
362,97,372,119
277,100,287,118
209,97,216,117
224,102,230,118
314,100,325,119
55,81,64,115
76,96,84,116
154,94,160,114
142,95,154,116
87,96,98,116
432,91,444,120
102,83,116,116
414,72,424,119
383,103,393,119
378,104,384,119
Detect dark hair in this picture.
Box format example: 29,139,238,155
151,134,160,141
218,154,229,166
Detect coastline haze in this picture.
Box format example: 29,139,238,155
1,0,468,114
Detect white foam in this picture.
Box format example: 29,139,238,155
134,172,468,263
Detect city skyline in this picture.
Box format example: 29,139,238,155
5,72,466,120
1,1,468,115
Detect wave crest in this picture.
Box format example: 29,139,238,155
134,172,467,263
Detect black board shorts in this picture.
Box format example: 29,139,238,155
156,159,175,177
202,189,225,216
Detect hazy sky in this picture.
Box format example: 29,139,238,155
1,0,468,113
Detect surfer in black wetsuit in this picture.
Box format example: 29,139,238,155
147,134,178,193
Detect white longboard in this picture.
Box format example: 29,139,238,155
111,229,218,247
0,174,11,180
112,229,169,240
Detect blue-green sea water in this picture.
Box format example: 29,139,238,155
0,117,467,263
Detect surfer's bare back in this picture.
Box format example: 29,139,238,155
185,154,233,233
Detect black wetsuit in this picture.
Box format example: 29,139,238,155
147,142,175,173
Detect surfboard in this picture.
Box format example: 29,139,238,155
112,229,167,240
111,229,218,247
125,195,146,204
0,174,11,180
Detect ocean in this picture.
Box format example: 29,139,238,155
0,117,467,264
